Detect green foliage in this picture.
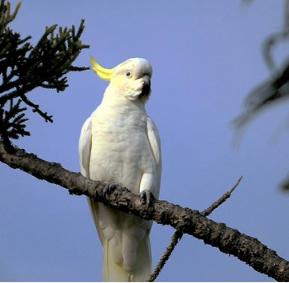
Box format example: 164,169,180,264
0,0,89,147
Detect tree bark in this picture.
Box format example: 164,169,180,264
0,141,289,281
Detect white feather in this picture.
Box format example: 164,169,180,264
146,116,161,198
79,58,161,281
79,116,92,178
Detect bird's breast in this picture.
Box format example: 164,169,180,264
89,107,155,193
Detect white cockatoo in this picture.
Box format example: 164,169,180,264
79,57,161,281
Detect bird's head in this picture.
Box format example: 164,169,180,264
90,57,152,102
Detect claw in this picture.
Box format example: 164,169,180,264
139,190,154,206
103,183,118,196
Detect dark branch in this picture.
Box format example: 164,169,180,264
149,176,243,281
280,174,289,192
148,230,184,282
236,0,289,192
234,58,289,130
236,0,289,130
20,94,53,123
243,0,289,70
0,141,289,281
201,176,243,217
263,29,289,71
0,99,29,144
0,1,89,144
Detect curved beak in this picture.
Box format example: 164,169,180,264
140,80,151,98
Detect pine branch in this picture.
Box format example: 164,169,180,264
20,94,53,123
0,99,29,142
235,0,289,192
0,1,89,145
0,141,289,282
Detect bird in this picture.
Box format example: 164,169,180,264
79,57,161,281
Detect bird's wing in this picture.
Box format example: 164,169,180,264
146,116,162,198
79,113,106,244
79,116,92,178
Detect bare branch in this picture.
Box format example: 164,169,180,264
148,230,183,282
201,176,243,216
0,141,288,281
149,176,243,281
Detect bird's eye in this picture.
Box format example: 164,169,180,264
126,71,131,77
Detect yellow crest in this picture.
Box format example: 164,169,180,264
90,57,114,81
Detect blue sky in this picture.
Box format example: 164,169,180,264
1,0,289,281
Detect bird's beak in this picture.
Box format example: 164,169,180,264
140,80,151,98
90,57,114,81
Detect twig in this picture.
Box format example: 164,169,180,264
20,94,53,123
263,29,289,71
148,176,243,281
148,229,183,282
201,176,243,216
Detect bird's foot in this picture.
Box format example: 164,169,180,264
103,182,118,196
139,190,155,206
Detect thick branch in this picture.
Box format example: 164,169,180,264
0,141,289,281
148,176,243,281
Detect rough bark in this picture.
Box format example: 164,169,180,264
148,177,243,281
0,141,289,281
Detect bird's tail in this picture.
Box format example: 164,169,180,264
103,236,151,282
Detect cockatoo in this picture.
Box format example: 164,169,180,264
79,57,161,281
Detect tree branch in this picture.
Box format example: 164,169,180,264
201,176,243,217
148,230,184,282
148,176,243,281
0,0,89,143
0,141,289,281
20,94,53,123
